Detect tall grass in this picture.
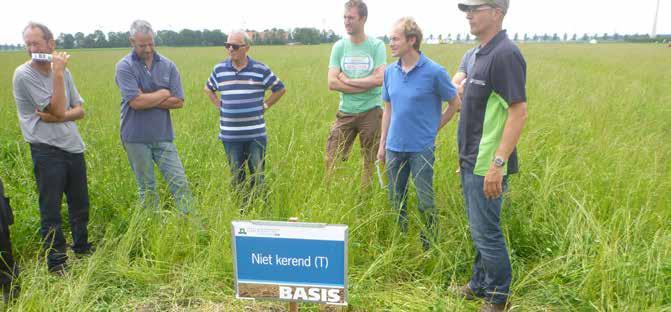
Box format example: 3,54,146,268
0,43,669,310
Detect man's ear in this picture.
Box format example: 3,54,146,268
408,36,417,48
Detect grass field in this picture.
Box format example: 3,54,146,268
0,43,670,311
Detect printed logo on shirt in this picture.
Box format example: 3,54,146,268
469,78,487,86
342,55,373,78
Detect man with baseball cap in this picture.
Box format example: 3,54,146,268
454,0,528,311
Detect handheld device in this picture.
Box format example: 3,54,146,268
31,53,52,62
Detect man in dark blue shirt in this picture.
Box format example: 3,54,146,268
115,20,192,214
454,1,528,311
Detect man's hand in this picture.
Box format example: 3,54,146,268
457,80,466,99
36,109,62,123
337,72,350,85
144,88,170,97
51,51,70,73
376,145,386,165
483,164,504,199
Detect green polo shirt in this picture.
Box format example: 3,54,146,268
328,37,386,113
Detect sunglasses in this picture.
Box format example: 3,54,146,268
464,5,494,13
225,43,247,51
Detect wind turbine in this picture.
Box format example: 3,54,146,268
652,0,660,38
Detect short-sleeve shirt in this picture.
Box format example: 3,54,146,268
206,56,285,142
328,37,386,114
12,63,86,153
457,47,477,76
115,51,184,143
382,53,457,152
458,30,527,176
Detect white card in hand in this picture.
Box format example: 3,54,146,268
31,53,53,62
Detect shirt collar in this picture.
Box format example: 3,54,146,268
131,51,161,63
476,30,507,56
225,56,254,71
394,51,428,71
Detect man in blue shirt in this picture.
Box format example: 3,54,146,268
115,20,192,214
204,30,286,209
379,18,461,250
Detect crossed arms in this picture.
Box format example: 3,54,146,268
327,65,385,94
128,89,183,110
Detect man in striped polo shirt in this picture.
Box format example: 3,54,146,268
204,30,286,208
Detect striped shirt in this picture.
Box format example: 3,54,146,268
206,56,284,142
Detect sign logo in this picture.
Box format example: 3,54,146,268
278,286,341,303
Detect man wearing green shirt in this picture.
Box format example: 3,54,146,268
326,0,387,188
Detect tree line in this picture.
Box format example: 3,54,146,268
0,27,340,51
375,33,670,44
1,31,667,51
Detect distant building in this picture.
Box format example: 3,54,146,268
245,30,289,44
246,31,256,41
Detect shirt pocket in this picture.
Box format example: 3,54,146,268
158,75,171,89
464,77,491,106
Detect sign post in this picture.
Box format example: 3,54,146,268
231,220,348,307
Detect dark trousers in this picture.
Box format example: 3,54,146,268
29,144,91,269
0,178,18,287
222,139,267,206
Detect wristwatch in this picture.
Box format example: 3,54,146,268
493,156,506,168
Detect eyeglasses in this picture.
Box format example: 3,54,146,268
464,5,494,14
225,43,247,51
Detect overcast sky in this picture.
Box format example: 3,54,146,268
2,0,668,44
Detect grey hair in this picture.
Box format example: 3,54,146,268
229,29,253,46
23,22,54,41
130,20,154,37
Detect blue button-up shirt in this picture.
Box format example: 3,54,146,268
115,51,184,143
382,53,457,152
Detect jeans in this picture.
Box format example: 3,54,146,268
222,139,267,203
385,146,436,249
123,142,192,213
29,143,91,269
460,167,511,304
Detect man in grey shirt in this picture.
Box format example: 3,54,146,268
115,20,192,213
12,22,93,274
